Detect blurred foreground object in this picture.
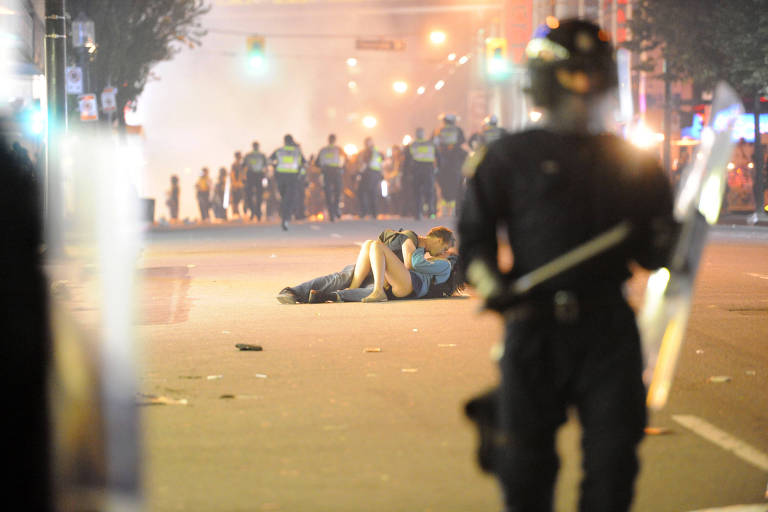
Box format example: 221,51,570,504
48,129,144,510
0,136,53,511
640,82,744,410
459,19,674,511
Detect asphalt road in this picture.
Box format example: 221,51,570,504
135,218,768,512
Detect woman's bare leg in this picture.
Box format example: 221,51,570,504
363,241,413,302
348,240,373,289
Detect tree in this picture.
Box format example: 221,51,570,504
628,0,768,213
66,0,210,129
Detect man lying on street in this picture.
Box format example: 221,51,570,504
276,226,462,303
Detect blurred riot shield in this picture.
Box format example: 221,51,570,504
639,81,744,411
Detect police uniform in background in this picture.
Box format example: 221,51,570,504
472,114,506,148
458,20,675,512
213,167,228,220
195,167,212,222
243,141,268,221
270,134,307,231
230,151,245,217
405,127,438,219
358,137,383,219
315,134,346,222
435,113,467,215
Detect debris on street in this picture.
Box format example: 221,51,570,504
136,393,188,406
236,343,263,351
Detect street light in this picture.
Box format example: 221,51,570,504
416,86,426,95
344,143,358,156
429,30,446,45
447,53,456,61
346,57,358,67
434,80,445,90
72,11,95,50
362,115,377,128
392,80,408,94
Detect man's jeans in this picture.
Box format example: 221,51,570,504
290,264,374,302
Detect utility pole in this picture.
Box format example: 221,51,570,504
753,94,765,215
662,59,672,176
44,0,67,256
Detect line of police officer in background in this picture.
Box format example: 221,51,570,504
188,113,506,229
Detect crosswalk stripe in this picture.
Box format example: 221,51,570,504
672,414,768,471
685,505,768,512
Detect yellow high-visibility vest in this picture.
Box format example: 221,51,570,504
409,140,437,163
317,145,342,167
276,145,301,174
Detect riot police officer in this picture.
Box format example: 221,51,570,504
270,134,307,231
404,127,438,220
470,114,506,148
435,113,467,216
358,137,384,219
230,151,245,218
436,113,466,149
315,134,347,222
459,19,675,512
243,141,268,221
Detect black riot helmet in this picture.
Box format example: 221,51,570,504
525,18,617,109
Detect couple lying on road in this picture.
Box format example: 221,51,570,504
276,226,464,304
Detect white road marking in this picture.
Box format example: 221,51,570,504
672,415,768,471
746,272,768,280
686,505,768,512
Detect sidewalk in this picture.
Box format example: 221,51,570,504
717,212,768,227
146,212,768,234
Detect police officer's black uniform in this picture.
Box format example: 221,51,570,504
404,136,439,219
244,144,268,221
358,142,383,219
459,20,675,512
269,135,307,231
316,138,346,221
435,115,467,211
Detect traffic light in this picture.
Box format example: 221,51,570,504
246,35,265,70
20,100,44,136
485,37,509,79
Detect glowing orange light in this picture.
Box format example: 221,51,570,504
546,16,559,29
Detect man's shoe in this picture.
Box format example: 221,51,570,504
276,287,299,304
281,221,288,231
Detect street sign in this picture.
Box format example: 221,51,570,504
78,94,99,122
355,39,406,51
101,86,118,113
66,66,83,95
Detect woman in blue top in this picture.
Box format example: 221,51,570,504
350,238,454,303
